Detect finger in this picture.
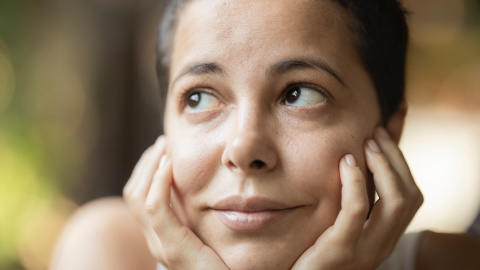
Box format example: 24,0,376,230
364,139,404,206
332,154,369,245
363,139,410,255
373,127,415,188
124,136,165,194
144,155,180,262
363,139,403,230
145,156,190,257
292,155,368,269
123,145,154,194
145,156,227,269
123,136,166,229
145,155,173,217
371,128,423,225
374,127,424,211
129,136,167,200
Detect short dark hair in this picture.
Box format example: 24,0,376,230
156,0,409,122
335,0,409,122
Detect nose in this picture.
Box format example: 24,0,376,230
221,109,278,174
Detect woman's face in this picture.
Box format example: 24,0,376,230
164,0,381,269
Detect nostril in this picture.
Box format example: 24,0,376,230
250,160,266,169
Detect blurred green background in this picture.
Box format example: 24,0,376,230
0,0,479,269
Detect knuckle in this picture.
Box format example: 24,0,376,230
123,192,138,207
390,197,407,215
350,175,366,185
122,185,132,200
408,188,424,210
417,190,425,206
144,200,159,216
141,147,154,160
129,190,144,204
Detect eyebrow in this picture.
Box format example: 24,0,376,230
172,62,226,86
172,58,346,87
267,58,346,86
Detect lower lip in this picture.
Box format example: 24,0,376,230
213,209,294,231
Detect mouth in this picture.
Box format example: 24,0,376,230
212,196,303,232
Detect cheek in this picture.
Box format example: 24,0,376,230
288,126,365,180
167,133,222,226
167,135,220,195
284,126,368,206
276,131,358,245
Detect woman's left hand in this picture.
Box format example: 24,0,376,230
291,127,423,270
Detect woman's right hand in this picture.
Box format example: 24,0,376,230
123,136,229,270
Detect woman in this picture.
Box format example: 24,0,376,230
51,0,425,269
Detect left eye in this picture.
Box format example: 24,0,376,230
284,86,326,107
186,91,222,111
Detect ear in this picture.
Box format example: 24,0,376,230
385,101,408,144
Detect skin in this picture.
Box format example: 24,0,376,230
51,0,425,269
152,0,414,269
48,0,480,269
165,0,377,268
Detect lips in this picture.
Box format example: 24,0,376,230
212,196,301,231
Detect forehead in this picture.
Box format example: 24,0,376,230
170,0,361,79
180,0,342,37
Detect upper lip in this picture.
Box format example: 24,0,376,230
212,196,299,212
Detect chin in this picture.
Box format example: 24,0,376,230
203,226,320,270
191,205,339,269
217,242,300,270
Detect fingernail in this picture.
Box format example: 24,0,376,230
345,154,357,167
367,139,381,152
159,155,168,167
376,127,390,140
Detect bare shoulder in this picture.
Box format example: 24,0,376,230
50,197,157,270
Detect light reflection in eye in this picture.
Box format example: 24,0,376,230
285,86,326,107
186,92,221,111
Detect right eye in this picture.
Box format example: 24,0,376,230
185,91,222,111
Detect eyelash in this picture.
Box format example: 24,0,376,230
281,80,331,103
179,86,218,108
178,81,331,109
179,87,195,107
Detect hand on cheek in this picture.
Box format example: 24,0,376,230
123,136,228,270
292,127,423,270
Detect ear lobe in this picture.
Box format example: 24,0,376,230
386,101,408,144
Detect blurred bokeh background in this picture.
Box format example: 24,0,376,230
0,0,479,269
